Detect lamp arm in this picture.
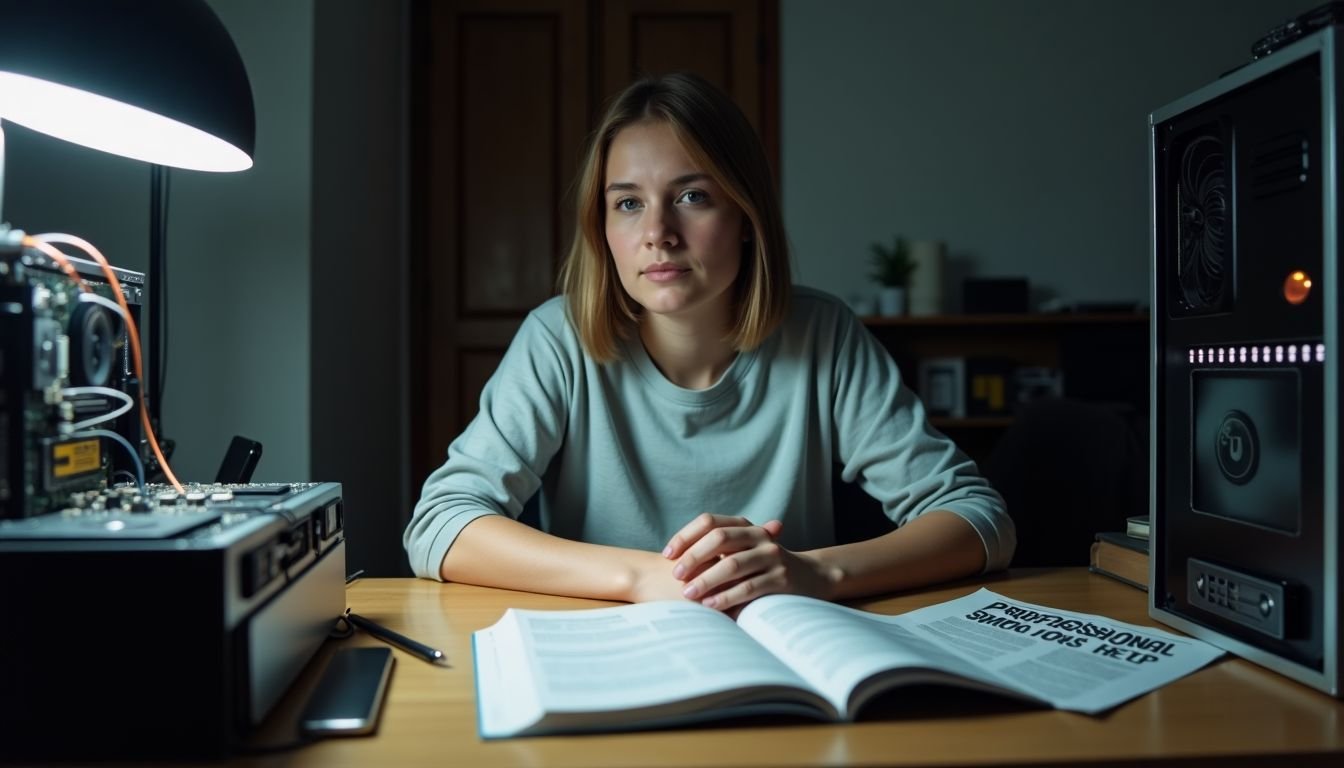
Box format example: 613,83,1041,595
1,118,7,227
149,164,165,432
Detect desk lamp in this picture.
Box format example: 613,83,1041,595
0,0,255,490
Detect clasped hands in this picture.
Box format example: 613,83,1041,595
640,513,838,612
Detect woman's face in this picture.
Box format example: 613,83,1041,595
603,120,745,323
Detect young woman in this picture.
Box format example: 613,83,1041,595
405,73,1015,611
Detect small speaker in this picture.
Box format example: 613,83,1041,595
962,277,1028,314
1190,371,1300,533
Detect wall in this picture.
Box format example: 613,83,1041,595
167,0,314,484
781,0,1320,311
310,0,413,577
3,0,314,483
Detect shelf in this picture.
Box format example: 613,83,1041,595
863,311,1150,465
862,312,1148,328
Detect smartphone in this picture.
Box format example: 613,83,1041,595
299,646,395,737
215,435,263,483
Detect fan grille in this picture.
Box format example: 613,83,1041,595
1174,132,1230,314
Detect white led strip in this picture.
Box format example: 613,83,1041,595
1187,343,1326,365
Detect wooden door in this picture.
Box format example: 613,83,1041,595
415,0,589,483
600,0,778,168
413,0,778,483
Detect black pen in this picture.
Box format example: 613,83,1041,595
346,610,446,664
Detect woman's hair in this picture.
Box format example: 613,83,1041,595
558,72,791,362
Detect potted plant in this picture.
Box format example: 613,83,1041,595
869,236,917,316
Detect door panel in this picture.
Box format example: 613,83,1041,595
601,0,765,141
459,16,563,316
419,0,589,481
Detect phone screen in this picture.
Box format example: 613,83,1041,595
299,646,395,736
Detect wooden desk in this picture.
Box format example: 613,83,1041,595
239,569,1344,767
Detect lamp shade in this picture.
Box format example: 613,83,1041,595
0,0,255,172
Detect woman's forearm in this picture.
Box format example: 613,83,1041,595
805,509,988,601
439,514,682,602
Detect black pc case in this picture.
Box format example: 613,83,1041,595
1149,25,1341,695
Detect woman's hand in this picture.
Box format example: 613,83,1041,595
661,514,839,611
627,549,698,603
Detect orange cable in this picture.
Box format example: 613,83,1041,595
24,234,184,493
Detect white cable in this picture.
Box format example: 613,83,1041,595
67,291,137,428
62,386,134,431
76,290,131,324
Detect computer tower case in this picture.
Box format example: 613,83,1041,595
1149,25,1341,695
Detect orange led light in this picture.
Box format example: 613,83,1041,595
1284,270,1312,305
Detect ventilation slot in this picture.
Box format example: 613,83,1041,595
1250,132,1309,199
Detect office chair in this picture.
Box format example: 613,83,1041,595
982,397,1147,567
833,397,1146,566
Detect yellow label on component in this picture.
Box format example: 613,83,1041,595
52,439,101,478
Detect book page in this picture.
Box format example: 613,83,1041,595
473,600,832,737
736,595,1017,716
473,611,546,737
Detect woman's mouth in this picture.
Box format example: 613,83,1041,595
643,264,690,283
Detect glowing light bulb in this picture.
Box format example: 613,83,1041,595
1284,270,1312,305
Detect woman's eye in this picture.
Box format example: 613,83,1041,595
678,190,707,205
614,198,640,212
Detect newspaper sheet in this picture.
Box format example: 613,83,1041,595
889,587,1225,713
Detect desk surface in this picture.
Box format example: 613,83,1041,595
242,569,1344,768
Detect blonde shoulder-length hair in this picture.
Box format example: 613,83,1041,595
557,72,791,362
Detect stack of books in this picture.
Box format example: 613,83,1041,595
1089,515,1149,591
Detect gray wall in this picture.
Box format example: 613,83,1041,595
3,0,314,483
310,0,412,577
782,0,1319,311
166,0,314,484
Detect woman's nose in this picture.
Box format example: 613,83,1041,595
644,207,679,249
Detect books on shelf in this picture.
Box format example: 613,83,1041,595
472,588,1223,738
1091,531,1150,591
1126,514,1150,540
966,358,1016,417
917,357,967,418
917,357,1062,419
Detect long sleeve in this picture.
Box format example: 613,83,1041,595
404,308,574,580
828,308,1016,572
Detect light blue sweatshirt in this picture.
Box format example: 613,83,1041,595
405,286,1015,580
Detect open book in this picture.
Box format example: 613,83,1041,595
472,588,1223,738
